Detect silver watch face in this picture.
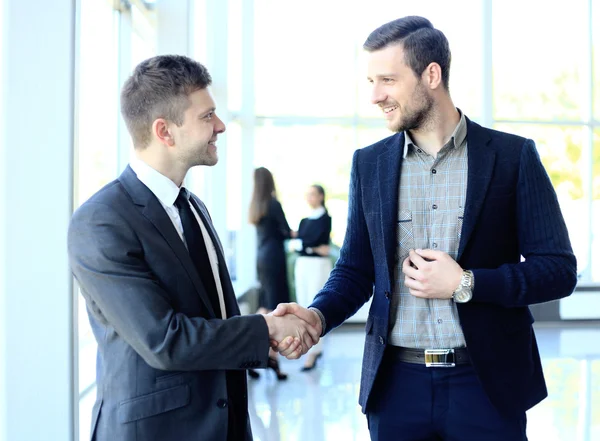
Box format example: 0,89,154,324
454,288,472,303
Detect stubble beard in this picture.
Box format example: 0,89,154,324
390,84,434,134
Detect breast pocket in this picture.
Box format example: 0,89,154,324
397,209,415,251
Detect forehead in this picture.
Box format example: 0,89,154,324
367,43,409,75
186,87,216,111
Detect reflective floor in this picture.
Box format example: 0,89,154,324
79,323,600,441
248,323,600,441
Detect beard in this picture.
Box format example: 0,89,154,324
389,83,434,133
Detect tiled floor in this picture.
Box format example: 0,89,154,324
79,323,600,441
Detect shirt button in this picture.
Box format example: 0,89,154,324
417,149,422,153
216,399,228,408
432,204,438,210
379,336,385,345
432,243,438,248
437,319,443,324
432,169,437,174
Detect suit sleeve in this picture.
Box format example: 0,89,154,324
309,149,375,332
471,139,578,307
68,202,270,372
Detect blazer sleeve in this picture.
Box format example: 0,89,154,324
68,202,270,372
471,139,578,307
309,149,375,332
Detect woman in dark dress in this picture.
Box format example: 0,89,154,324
248,167,292,379
294,184,332,371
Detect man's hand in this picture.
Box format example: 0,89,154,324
271,303,322,358
402,249,462,299
263,313,320,360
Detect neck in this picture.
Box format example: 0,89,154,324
135,149,188,187
407,98,460,158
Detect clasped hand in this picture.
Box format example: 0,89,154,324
263,303,322,360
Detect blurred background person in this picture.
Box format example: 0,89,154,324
248,166,293,380
294,184,332,371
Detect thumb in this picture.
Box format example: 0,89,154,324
271,302,298,317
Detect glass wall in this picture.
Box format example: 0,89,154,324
493,0,599,282
75,1,156,439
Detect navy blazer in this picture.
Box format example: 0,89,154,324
310,118,577,417
68,166,269,441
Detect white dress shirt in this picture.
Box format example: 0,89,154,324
130,158,227,319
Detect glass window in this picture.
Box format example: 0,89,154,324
593,129,600,281
254,0,482,119
131,4,156,69
594,0,600,119
254,123,361,245
227,0,242,112
355,0,483,120
76,0,120,428
494,124,589,279
493,0,589,121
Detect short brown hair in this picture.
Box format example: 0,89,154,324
364,16,451,90
120,55,212,149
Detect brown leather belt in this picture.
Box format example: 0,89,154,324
387,346,471,367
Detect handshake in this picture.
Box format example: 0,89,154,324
262,303,322,360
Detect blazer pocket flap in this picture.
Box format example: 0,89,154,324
118,384,190,424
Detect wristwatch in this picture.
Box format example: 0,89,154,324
453,270,474,303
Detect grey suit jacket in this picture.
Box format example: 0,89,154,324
68,165,269,441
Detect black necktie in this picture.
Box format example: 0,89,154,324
174,188,221,316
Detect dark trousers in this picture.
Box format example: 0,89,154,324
367,350,528,441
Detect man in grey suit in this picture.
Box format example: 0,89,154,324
68,55,318,441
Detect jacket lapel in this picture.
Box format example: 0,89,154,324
377,133,404,284
457,119,495,260
118,166,218,317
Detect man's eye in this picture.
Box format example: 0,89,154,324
205,112,214,119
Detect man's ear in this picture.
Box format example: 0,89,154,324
152,118,175,146
422,62,442,90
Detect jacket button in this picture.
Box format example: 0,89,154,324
216,399,228,408
384,291,390,300
379,336,385,345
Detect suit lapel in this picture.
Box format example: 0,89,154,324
377,133,404,284
457,119,495,260
118,166,218,317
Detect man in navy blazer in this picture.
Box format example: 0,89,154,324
274,16,577,440
68,55,318,441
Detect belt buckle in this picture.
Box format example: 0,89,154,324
424,349,455,367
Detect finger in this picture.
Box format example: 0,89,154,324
270,339,279,348
275,336,294,353
271,303,295,317
415,248,444,261
409,288,427,298
285,348,302,360
402,257,420,279
404,276,422,290
279,337,302,357
408,249,428,268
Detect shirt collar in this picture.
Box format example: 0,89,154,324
130,157,181,208
307,206,326,219
402,109,468,159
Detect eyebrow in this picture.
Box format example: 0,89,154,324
368,74,398,80
199,107,216,116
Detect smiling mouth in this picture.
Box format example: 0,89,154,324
383,105,398,114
